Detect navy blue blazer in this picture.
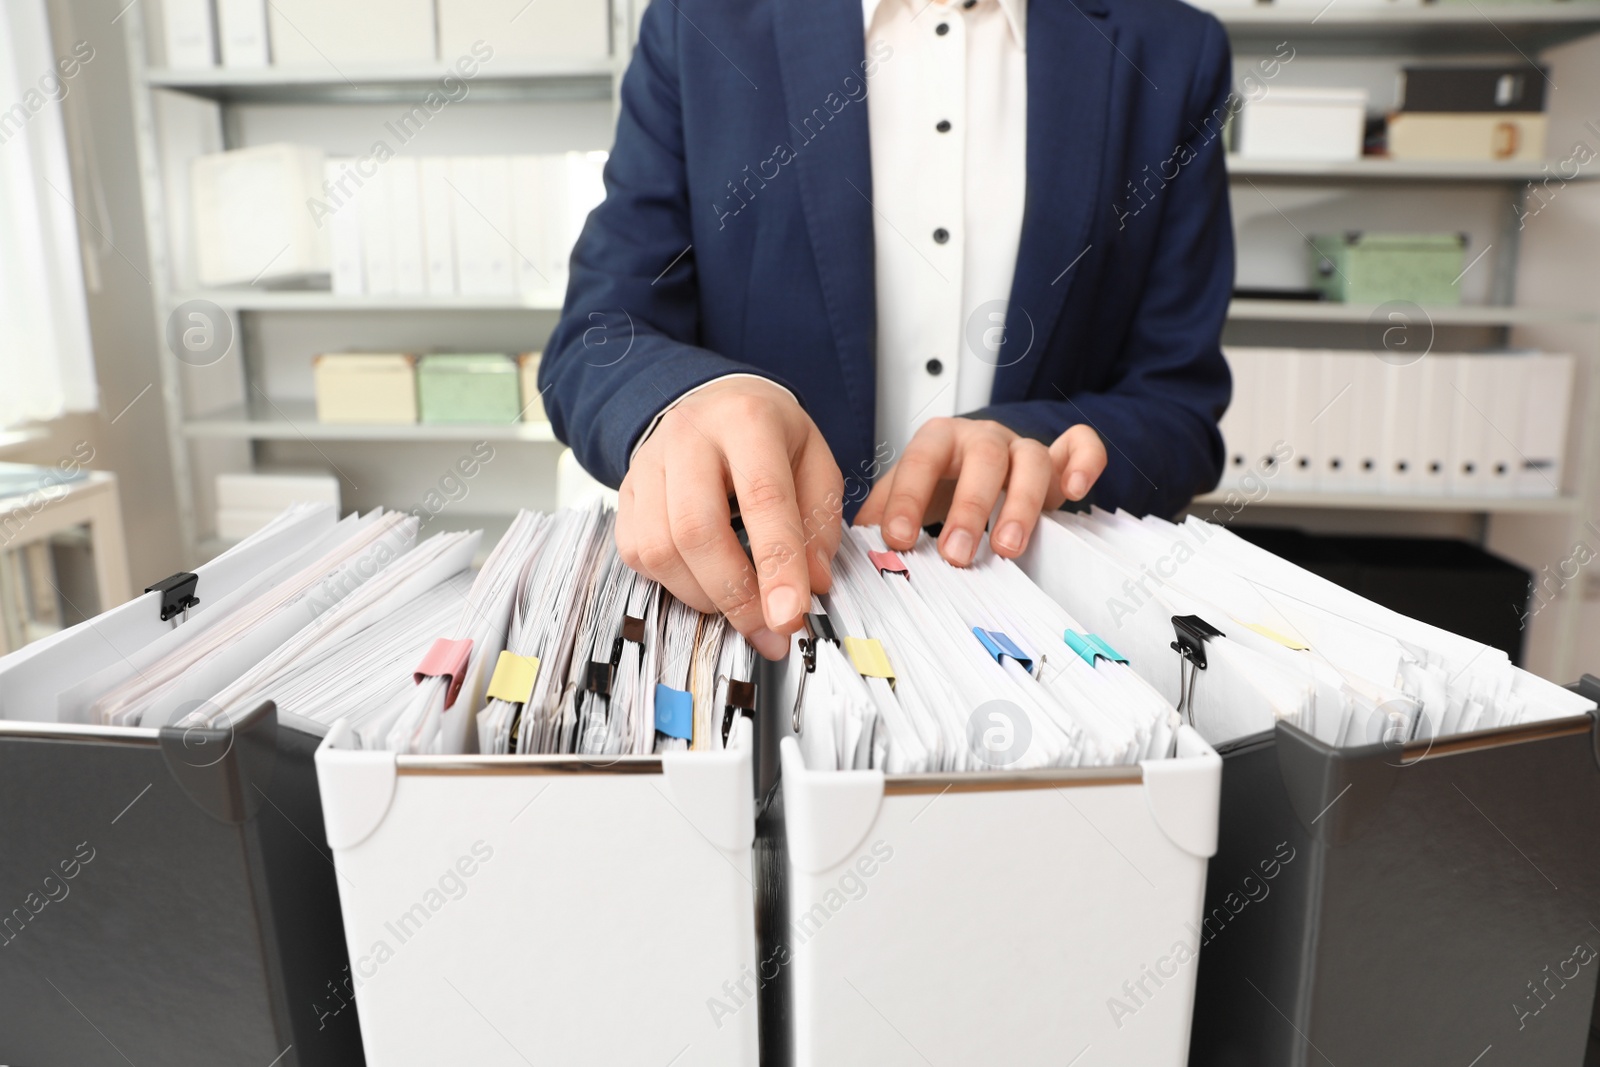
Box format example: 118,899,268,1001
541,0,1236,519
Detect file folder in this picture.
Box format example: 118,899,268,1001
315,717,760,1066
1188,707,1600,1067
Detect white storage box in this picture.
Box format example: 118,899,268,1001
315,719,761,1066
777,725,1220,1067
192,144,330,286
1237,88,1369,162
267,0,436,66
438,0,611,62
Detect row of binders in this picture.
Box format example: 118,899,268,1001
158,0,612,69
1,498,1596,1066
190,144,605,298
1218,346,1573,498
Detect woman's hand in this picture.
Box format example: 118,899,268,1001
855,419,1107,564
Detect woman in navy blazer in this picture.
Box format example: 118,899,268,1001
541,0,1235,658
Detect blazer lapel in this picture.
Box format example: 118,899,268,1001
992,0,1115,404
771,0,877,459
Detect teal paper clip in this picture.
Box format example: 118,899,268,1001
655,684,694,741
972,628,1033,672
1065,630,1128,667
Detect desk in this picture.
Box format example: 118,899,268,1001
0,471,131,654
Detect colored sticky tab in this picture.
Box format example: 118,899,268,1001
655,684,694,741
843,636,895,686
868,550,909,578
1088,633,1127,664
414,637,474,709
972,628,1034,672
1246,623,1310,651
486,651,540,705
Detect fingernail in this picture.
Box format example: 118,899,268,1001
1067,472,1089,500
887,516,916,545
994,521,1024,553
765,586,804,627
944,528,975,566
750,627,790,661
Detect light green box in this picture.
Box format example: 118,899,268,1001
417,354,521,423
1310,232,1466,306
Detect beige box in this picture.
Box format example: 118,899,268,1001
267,0,436,66
518,352,547,423
1387,112,1548,162
313,353,418,424
437,0,610,63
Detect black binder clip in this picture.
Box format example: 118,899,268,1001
721,678,757,746
794,612,840,733
589,616,646,701
1169,614,1222,730
145,572,200,622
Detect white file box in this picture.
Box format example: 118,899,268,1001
316,719,761,1067
777,726,1220,1067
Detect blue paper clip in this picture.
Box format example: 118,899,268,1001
655,684,694,741
972,628,1033,672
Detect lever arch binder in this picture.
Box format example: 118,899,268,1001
1188,708,1600,1067
0,504,363,1067
0,702,362,1067
314,715,761,1066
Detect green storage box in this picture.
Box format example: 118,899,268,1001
1310,232,1466,306
416,353,521,423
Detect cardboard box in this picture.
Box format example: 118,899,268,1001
1310,232,1466,305
191,144,330,287
437,0,610,62
313,353,418,424
266,0,436,66
1387,112,1549,162
517,352,546,423
417,354,520,424
315,718,760,1066
1238,88,1368,162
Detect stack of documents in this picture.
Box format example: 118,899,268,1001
1218,347,1573,499
1021,508,1593,750
795,527,1182,773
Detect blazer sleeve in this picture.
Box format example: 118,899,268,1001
964,17,1236,519
538,2,794,488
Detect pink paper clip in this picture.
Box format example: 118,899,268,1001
414,637,474,708
869,550,909,578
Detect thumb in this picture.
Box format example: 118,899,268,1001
1048,424,1108,506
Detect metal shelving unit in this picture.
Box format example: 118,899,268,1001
183,399,558,442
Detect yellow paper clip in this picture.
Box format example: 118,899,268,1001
486,651,541,704
843,636,895,688
1245,623,1309,651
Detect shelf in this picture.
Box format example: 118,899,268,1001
1226,299,1597,325
1191,489,1582,513
1226,156,1594,182
1216,3,1600,54
184,399,559,443
174,290,564,312
146,59,617,104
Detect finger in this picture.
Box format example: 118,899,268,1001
1050,424,1109,503
665,444,781,656
991,438,1053,558
792,428,845,594
615,476,639,571
938,426,1009,567
879,420,958,550
630,462,717,615
726,430,812,639
854,467,894,528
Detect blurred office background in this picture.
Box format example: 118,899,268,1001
1,0,1598,680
